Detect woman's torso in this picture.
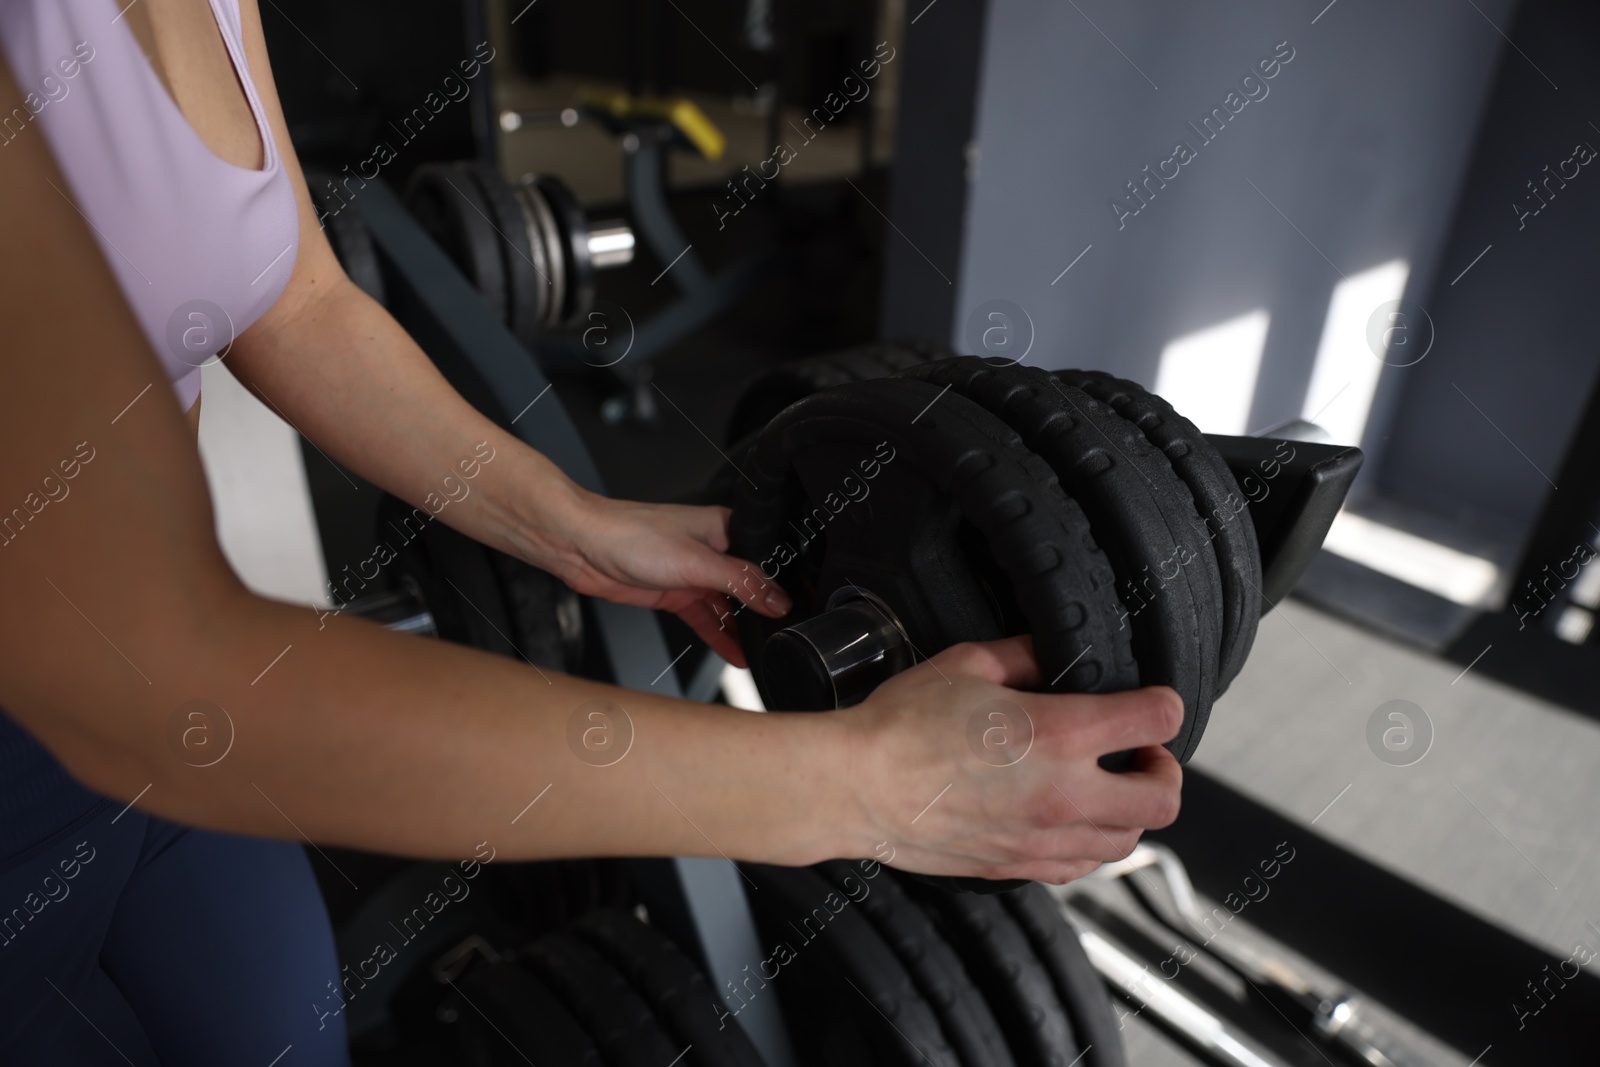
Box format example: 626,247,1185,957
0,0,301,863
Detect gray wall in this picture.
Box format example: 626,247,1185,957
883,0,1519,510
1375,0,1600,531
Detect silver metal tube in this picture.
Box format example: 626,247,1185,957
586,222,635,269
1076,927,1287,1067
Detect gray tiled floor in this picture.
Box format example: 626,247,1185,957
1193,597,1600,970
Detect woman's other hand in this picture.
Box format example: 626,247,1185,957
519,490,790,668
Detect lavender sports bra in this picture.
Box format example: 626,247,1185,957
0,0,299,409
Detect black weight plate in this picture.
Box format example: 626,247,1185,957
724,338,956,446
375,494,518,658
462,160,540,347
1055,370,1262,691
731,377,1137,706
522,932,683,1067
534,173,594,325
739,862,964,1067
902,875,1082,1067
906,358,1223,763
405,162,508,323
815,859,1018,1067
487,550,583,674
376,493,580,672
681,429,759,512
573,909,767,1067
730,379,1137,893
453,958,604,1067
1002,885,1126,1067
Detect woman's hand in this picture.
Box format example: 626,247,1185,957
512,486,791,668
831,634,1184,884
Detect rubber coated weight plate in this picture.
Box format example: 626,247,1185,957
697,430,758,512
376,494,575,672
1055,370,1262,691
732,379,1136,893
405,162,508,323
724,338,956,446
375,494,518,658
461,160,540,347
522,932,683,1067
487,550,583,674
902,876,1083,1067
739,862,963,1067
534,173,595,325
453,959,603,1067
731,377,1137,707
905,358,1224,763
1002,885,1126,1067
572,909,767,1067
814,860,1018,1067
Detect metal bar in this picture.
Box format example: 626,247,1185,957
1075,925,1286,1067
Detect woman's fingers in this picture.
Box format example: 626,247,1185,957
924,633,1043,689
595,500,795,620
1041,685,1184,760
843,641,1189,885
1040,753,1183,834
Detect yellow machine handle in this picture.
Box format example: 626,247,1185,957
574,89,726,162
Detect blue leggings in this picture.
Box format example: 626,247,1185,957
0,799,352,1065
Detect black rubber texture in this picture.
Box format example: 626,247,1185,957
488,551,583,674
376,493,576,672
1055,370,1262,691
731,378,1137,893
902,876,1082,1067
405,161,508,324
732,376,1137,704
572,908,767,1067
453,958,603,1067
815,860,1018,1067
740,862,963,1067
1002,885,1126,1067
521,931,683,1067
462,160,540,347
375,494,518,658
905,358,1225,763
695,430,759,512
724,338,955,445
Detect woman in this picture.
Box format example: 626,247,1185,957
0,1,1183,1063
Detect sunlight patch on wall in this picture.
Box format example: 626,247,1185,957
1301,259,1411,445
1152,309,1270,435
